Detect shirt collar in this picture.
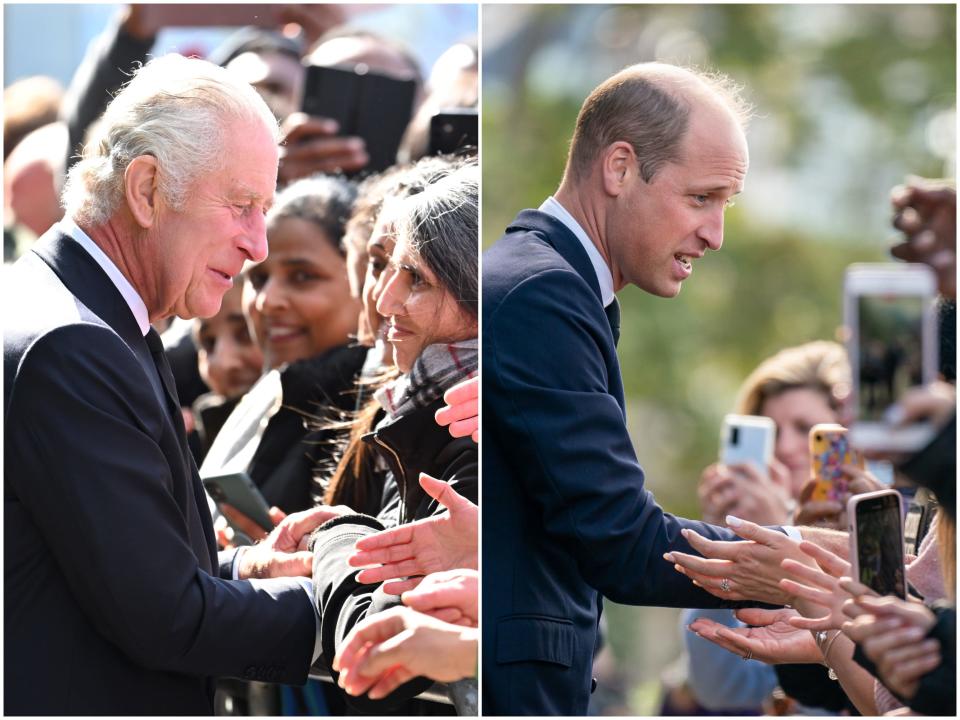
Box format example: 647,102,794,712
59,218,151,336
539,196,615,307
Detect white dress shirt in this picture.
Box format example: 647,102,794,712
539,196,616,307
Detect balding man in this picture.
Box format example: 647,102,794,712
4,55,338,715
482,63,776,714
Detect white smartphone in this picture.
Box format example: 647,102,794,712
843,263,938,453
720,414,775,472
847,489,906,599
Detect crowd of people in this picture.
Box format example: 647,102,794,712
5,5,478,716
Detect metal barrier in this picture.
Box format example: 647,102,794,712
308,668,478,715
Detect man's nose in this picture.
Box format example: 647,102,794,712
699,207,725,251
241,212,269,263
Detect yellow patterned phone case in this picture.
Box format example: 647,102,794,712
809,423,865,502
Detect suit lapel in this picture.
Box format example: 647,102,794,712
33,231,219,569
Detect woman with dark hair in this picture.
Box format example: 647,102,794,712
307,162,478,712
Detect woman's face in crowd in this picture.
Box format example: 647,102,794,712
760,387,839,499
196,282,263,398
375,232,476,373
243,216,359,369
360,210,398,347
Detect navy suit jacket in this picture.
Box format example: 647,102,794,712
4,231,316,715
483,210,749,715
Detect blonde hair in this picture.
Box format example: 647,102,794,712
734,341,851,415
62,54,279,226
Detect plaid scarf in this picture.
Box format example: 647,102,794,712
374,339,478,421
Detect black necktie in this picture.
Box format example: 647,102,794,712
145,328,183,422
604,297,621,348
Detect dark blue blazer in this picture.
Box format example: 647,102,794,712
4,231,316,715
483,210,747,715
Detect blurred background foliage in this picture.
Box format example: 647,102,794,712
482,4,955,714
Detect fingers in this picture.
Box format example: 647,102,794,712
842,614,904,644
883,650,942,690
420,607,463,624
435,394,478,425
786,612,835,632
351,524,415,557
855,595,935,629
367,666,416,700
664,549,735,578
782,555,840,589
687,620,748,658
220,503,270,541
446,417,480,440
442,376,479,405
678,528,743,561
333,610,405,673
283,505,349,545
734,607,788,627
403,585,469,615
268,506,286,526
723,515,786,547
381,576,424,595
355,558,423,585
837,576,876,598
779,576,835,612
795,500,843,527
863,624,931,659
881,638,940,669
419,474,473,513
798,540,851,577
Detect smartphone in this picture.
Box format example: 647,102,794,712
428,109,478,156
848,489,907,598
720,414,775,471
808,423,864,502
844,263,938,453
301,63,417,173
202,472,274,533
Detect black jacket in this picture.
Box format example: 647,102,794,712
310,396,477,713
248,344,368,513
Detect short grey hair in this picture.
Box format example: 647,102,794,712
565,62,752,184
62,54,280,226
394,161,478,319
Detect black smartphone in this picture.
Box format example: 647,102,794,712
848,489,906,598
301,63,417,173
202,472,274,533
428,109,478,156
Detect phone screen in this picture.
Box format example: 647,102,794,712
857,294,925,422
855,493,906,598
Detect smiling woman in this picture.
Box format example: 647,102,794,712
245,176,361,369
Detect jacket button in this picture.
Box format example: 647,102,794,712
591,677,598,693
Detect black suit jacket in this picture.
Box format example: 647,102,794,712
4,231,316,715
482,210,749,715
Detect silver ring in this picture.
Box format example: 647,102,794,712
743,649,753,661
720,578,731,593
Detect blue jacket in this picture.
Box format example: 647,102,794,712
482,210,746,715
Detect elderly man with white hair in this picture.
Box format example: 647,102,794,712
4,54,338,715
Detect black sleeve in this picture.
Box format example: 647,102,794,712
60,12,155,169
908,605,956,715
897,414,956,518
310,514,435,712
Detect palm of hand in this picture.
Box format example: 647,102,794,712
737,611,820,664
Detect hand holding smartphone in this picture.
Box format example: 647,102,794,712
808,423,864,502
843,263,938,453
719,414,775,471
848,489,907,598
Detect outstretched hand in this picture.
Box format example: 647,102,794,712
402,569,478,627
689,607,822,665
665,515,814,605
238,505,352,579
332,606,478,700
435,376,479,442
349,474,477,594
842,594,940,700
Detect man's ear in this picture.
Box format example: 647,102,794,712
124,155,160,229
600,141,636,197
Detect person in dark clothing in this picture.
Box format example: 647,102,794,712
307,163,478,713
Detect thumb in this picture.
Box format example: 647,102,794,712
419,473,469,512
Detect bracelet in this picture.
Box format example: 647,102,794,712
820,630,842,680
